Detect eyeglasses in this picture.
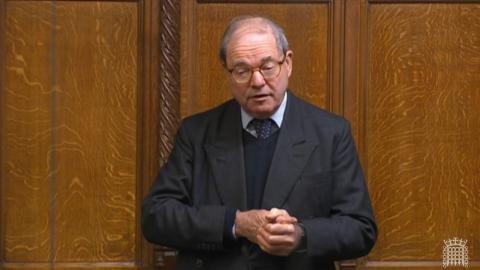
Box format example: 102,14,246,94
226,55,286,84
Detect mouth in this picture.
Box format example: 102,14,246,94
249,93,271,101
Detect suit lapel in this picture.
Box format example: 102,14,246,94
204,101,248,210
261,93,317,209
203,94,316,211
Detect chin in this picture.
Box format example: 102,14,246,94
249,107,275,119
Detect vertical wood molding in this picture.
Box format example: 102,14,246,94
343,0,361,144
137,0,148,267
329,0,345,116
0,0,6,264
138,0,163,268
344,0,370,165
159,0,181,167
154,0,181,268
341,1,369,268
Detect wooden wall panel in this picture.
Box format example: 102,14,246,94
363,2,480,267
1,1,143,268
53,2,137,262
3,1,53,261
3,0,480,269
180,2,330,118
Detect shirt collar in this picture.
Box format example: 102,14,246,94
241,91,288,129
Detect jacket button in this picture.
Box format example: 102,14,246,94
195,258,203,268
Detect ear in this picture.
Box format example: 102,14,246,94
285,50,293,77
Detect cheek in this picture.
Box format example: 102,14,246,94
268,80,286,96
273,76,289,93
230,85,248,101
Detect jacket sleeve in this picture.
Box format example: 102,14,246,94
302,120,377,259
141,120,227,251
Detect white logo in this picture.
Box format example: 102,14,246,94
443,237,469,268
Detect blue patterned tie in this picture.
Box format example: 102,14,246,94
249,119,277,139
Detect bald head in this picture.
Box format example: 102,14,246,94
219,16,289,65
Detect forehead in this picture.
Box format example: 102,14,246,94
227,24,279,63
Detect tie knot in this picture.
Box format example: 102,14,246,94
248,118,278,139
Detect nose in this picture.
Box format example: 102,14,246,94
250,70,266,88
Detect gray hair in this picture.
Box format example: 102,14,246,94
219,16,289,65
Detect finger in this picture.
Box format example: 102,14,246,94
263,223,296,235
257,232,294,256
266,208,290,222
258,225,297,247
269,208,289,217
265,235,296,246
256,227,273,251
257,232,289,251
275,215,297,224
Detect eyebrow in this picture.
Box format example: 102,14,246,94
232,56,276,68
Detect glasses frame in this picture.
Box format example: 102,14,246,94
226,54,287,84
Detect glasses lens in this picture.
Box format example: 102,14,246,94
230,58,283,83
261,62,279,79
232,67,251,83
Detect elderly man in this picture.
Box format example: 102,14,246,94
142,15,377,270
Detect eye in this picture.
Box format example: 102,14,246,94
261,62,275,71
234,66,250,76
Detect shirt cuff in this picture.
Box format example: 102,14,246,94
223,208,237,246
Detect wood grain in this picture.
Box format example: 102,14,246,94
180,2,330,118
366,2,480,261
2,262,138,270
3,1,480,269
2,0,138,264
3,1,53,261
159,0,180,167
155,0,181,267
53,1,137,262
139,0,163,267
362,261,480,269
0,0,5,262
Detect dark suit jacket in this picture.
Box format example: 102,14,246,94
142,91,377,270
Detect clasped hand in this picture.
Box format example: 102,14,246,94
234,208,304,256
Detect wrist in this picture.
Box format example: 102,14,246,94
294,222,307,252
234,210,242,238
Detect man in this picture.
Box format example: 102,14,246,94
142,16,377,270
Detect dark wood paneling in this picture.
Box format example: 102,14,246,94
2,262,139,270
363,1,480,266
0,0,5,263
3,1,53,261
3,0,480,269
369,0,480,3
53,1,138,261
158,0,180,166
344,0,364,147
180,1,331,118
1,0,149,268
139,0,163,267
154,0,181,267
198,0,329,3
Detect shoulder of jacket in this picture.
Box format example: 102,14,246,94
289,92,348,128
179,99,238,133
180,98,237,127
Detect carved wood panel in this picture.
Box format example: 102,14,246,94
0,0,154,268
2,0,479,269
357,1,480,269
